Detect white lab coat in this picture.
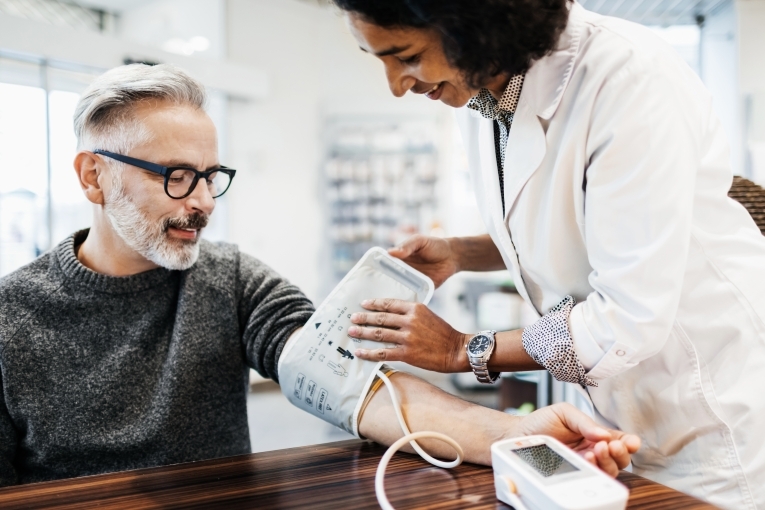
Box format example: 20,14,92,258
456,3,765,509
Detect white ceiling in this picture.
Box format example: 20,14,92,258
71,0,730,25
72,0,154,12
579,0,730,26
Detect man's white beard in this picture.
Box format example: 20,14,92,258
104,177,202,271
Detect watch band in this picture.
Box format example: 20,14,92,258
468,330,500,384
469,360,500,384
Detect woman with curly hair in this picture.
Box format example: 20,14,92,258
337,1,765,508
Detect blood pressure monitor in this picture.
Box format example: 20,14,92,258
492,435,628,510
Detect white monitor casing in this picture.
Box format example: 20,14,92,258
492,435,628,510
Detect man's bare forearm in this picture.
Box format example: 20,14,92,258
449,234,506,272
358,372,522,465
348,372,641,477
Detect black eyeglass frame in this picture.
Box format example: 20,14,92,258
94,150,236,199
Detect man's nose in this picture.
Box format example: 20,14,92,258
185,178,216,215
385,63,417,98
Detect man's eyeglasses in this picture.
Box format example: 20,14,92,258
94,150,236,199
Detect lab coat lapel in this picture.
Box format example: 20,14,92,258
502,2,584,218
472,95,547,228
477,117,505,223
476,116,536,307
502,98,547,220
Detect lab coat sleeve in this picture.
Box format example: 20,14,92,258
237,253,315,383
568,59,701,381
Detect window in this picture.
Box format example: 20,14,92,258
0,79,47,275
0,54,100,277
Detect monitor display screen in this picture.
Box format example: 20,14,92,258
513,444,580,478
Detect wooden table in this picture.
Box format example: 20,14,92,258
0,439,717,509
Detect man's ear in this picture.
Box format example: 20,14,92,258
74,151,106,205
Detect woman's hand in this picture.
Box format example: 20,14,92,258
518,403,641,477
349,298,470,373
387,235,461,288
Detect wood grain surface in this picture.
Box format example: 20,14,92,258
0,439,718,509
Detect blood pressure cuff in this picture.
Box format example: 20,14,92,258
277,247,434,437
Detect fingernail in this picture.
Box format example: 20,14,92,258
595,427,609,437
355,350,366,357
348,327,359,335
361,300,372,306
350,313,360,322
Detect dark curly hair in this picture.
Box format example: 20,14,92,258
332,0,570,89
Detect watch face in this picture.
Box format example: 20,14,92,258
468,335,491,356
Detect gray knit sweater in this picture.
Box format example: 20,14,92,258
0,230,314,486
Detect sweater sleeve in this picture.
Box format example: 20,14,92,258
237,253,315,383
0,372,18,487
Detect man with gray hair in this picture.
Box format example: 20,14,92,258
73,63,218,272
0,64,638,487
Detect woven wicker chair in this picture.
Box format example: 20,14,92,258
729,176,765,235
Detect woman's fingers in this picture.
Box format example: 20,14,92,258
348,299,417,342
355,346,404,362
347,325,406,345
349,311,408,330
388,235,427,259
350,299,467,372
360,298,414,314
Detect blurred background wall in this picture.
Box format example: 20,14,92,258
1,0,764,451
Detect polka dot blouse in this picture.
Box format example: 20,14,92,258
467,74,524,215
522,296,597,388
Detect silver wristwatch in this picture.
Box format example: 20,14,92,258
466,330,500,384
